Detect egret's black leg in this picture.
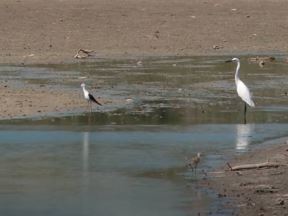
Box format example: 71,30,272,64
244,103,247,124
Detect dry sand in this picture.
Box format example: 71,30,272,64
0,0,288,64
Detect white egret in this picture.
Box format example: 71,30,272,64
226,58,255,123
81,83,102,112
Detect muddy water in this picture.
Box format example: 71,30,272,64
0,56,287,215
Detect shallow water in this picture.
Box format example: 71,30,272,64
0,124,287,216
0,56,287,215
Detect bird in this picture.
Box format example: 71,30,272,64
81,83,102,112
186,152,201,174
226,58,255,124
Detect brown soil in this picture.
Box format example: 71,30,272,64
0,81,96,119
205,138,288,216
1,0,288,64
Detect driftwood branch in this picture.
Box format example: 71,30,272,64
226,162,283,171
74,49,96,59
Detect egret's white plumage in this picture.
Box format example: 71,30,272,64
232,58,255,107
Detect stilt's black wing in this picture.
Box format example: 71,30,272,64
89,93,102,106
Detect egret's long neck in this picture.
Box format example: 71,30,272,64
235,60,240,83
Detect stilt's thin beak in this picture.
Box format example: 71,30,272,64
225,59,232,63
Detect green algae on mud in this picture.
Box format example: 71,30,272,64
0,55,287,124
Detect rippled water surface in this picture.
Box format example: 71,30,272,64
0,56,287,215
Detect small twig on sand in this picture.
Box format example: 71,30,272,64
226,162,283,171
226,162,233,170
74,49,96,59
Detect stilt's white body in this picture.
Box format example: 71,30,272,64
233,58,255,107
80,83,102,112
81,84,90,101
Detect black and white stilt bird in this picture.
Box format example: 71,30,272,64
81,83,102,112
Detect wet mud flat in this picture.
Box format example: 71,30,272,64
0,55,287,123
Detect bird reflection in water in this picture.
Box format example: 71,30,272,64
82,132,90,176
235,124,254,152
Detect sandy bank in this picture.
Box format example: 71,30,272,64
207,137,288,215
1,0,288,64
